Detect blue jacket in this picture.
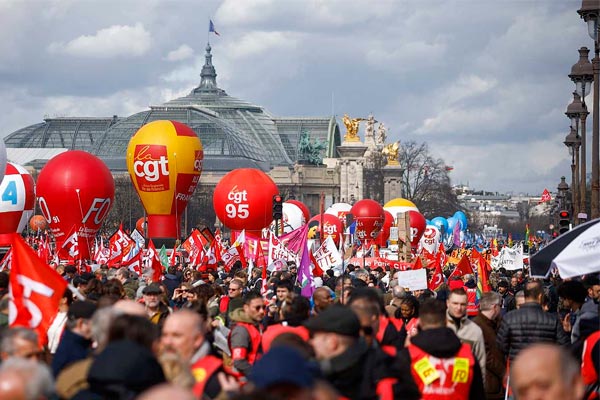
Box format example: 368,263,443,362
51,328,92,377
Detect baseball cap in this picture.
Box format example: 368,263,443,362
249,346,314,389
142,283,162,295
304,304,360,337
68,300,97,320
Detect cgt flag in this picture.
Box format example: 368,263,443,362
9,233,67,346
539,188,552,204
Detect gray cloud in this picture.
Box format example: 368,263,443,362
0,0,590,195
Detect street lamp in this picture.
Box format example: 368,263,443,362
564,126,581,220
568,48,592,219
578,1,600,218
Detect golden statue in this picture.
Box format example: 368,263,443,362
342,114,364,142
382,141,400,166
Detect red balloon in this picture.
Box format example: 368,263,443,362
374,211,394,247
136,217,147,235
350,199,385,241
37,151,115,260
408,210,426,248
307,214,344,245
213,169,279,232
0,163,35,236
285,199,310,222
29,215,48,231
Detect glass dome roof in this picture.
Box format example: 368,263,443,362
4,43,340,172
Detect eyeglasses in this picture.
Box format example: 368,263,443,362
253,305,266,311
180,289,191,293
229,287,240,292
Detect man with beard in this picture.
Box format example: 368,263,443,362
160,309,224,399
143,283,170,328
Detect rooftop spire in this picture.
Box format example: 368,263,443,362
197,43,217,91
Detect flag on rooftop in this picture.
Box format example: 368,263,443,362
209,19,220,36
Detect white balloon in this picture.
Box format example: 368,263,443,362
420,225,441,254
0,139,6,186
325,202,352,226
270,202,306,233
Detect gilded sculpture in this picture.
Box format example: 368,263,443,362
382,141,400,166
342,114,364,142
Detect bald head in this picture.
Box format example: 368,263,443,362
138,384,195,400
511,344,584,400
160,310,206,363
313,287,333,312
0,371,26,400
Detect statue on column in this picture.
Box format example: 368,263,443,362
342,114,364,142
382,141,400,166
376,122,387,145
365,114,376,142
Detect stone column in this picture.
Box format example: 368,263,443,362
382,165,403,203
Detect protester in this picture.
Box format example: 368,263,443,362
0,357,54,400
446,288,487,378
0,327,42,361
143,283,171,327
403,299,485,399
497,280,570,361
228,292,265,378
511,343,585,400
312,286,334,314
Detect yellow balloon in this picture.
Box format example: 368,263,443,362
126,120,203,239
384,198,419,221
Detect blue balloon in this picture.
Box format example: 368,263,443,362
447,216,458,232
430,217,448,235
453,211,468,231
426,219,432,226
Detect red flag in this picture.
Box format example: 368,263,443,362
539,188,552,204
256,245,268,296
471,248,491,293
9,234,68,346
428,256,445,292
58,226,80,262
309,251,323,278
449,254,472,279
107,225,134,266
169,244,178,267
412,256,423,270
146,240,163,283
438,243,447,268
0,249,12,272
122,251,143,276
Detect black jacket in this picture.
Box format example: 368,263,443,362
320,338,420,400
51,329,92,377
496,301,569,361
402,327,486,400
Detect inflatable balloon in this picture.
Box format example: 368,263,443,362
426,219,432,226
213,168,279,232
374,211,394,247
29,215,48,232
408,210,426,248
127,120,203,239
383,198,419,222
0,139,6,186
0,163,35,238
430,217,448,235
351,199,385,241
270,202,306,234
135,217,148,234
307,214,344,245
453,211,468,231
286,200,310,222
447,216,458,233
37,151,114,259
325,202,352,226
420,225,441,254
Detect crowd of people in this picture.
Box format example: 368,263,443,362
0,254,598,400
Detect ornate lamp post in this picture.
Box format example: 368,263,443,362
578,1,600,218
564,126,581,221
569,48,593,220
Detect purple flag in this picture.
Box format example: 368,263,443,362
453,221,461,247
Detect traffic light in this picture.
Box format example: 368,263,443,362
272,194,283,220
558,210,571,234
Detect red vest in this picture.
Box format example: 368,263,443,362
191,355,222,397
227,321,262,376
582,331,600,399
408,343,475,400
466,288,478,316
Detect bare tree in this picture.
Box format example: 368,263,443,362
399,141,462,217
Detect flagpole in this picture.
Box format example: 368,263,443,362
207,18,210,45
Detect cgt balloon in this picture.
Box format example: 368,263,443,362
308,214,344,245
351,199,385,242
325,202,352,227
286,199,310,222
0,163,35,242
213,168,279,232
408,210,426,248
37,151,114,259
127,120,203,240
374,211,394,247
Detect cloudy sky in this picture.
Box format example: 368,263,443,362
0,0,591,195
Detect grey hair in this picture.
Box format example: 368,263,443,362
515,290,525,300
0,327,38,356
355,269,369,279
91,306,121,351
0,357,54,399
479,292,501,311
392,285,407,299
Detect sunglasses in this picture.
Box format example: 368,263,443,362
228,287,240,291
253,305,266,311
